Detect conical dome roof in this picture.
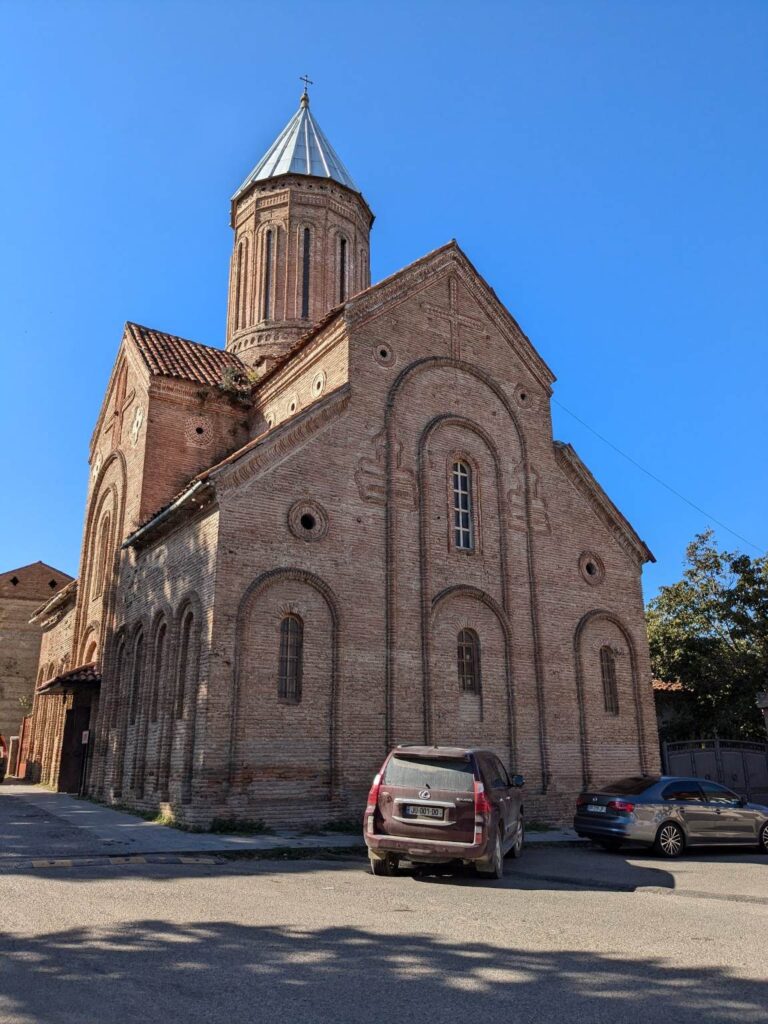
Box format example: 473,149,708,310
233,93,359,199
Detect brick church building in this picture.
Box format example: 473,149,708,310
26,88,659,824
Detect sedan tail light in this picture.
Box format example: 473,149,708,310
576,795,588,808
607,799,635,813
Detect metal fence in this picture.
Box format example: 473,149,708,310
662,738,768,803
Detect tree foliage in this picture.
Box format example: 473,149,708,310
646,531,768,741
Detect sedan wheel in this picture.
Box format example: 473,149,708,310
477,829,504,879
655,822,685,858
759,822,768,854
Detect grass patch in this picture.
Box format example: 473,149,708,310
525,819,556,833
303,818,361,835
209,817,273,836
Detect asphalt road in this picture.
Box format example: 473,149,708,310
1,840,766,1024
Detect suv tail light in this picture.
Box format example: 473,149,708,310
607,799,635,813
474,779,492,838
365,773,382,833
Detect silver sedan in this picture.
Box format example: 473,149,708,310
573,775,768,857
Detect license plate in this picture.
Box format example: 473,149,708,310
586,805,607,814
404,805,444,819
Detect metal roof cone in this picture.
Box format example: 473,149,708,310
233,92,359,199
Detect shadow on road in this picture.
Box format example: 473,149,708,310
0,918,764,1024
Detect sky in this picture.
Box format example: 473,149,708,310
0,0,765,602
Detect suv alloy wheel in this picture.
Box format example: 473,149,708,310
477,827,504,879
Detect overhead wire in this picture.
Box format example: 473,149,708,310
551,397,764,554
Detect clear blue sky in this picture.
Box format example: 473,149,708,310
1,1,765,601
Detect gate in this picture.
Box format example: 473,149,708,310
662,739,768,803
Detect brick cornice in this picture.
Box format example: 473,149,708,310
214,384,351,495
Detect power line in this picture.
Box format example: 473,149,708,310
551,397,764,554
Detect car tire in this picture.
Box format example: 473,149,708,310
509,819,524,859
369,853,397,877
759,821,768,855
654,821,685,858
477,828,504,879
598,839,623,852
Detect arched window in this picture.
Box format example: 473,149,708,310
452,460,474,550
111,639,127,728
278,615,303,703
129,632,145,725
600,646,619,715
262,229,273,321
175,610,194,719
338,237,347,302
150,621,167,723
84,640,98,664
93,514,112,599
301,227,311,319
457,629,481,694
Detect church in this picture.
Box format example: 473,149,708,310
25,88,659,825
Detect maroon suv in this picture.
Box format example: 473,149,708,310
364,745,525,877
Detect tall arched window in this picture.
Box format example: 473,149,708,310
262,229,273,320
457,629,481,694
150,621,167,723
338,237,347,302
175,610,194,719
234,242,244,330
278,615,303,703
111,640,126,728
600,646,619,715
301,227,311,319
129,632,145,725
452,460,474,550
93,514,112,599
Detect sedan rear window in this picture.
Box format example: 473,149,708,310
598,776,659,796
383,756,476,792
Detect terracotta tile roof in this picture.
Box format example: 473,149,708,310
126,322,246,386
37,662,100,694
653,679,684,693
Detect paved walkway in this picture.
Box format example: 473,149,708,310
0,782,585,862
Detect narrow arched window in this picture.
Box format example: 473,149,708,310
175,611,193,719
111,640,126,728
457,629,481,694
338,237,347,302
262,229,273,320
278,615,303,703
94,514,111,598
129,633,144,726
150,621,167,723
600,646,619,715
452,460,473,550
234,242,244,330
301,227,311,319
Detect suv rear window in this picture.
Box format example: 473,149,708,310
383,755,476,792
599,776,659,796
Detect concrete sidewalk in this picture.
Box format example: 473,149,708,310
0,783,586,860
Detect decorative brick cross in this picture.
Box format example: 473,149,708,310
105,368,135,446
423,276,485,360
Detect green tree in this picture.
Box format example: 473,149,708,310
646,530,768,741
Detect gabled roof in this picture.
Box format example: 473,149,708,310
126,322,246,386
233,92,359,199
554,441,655,565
